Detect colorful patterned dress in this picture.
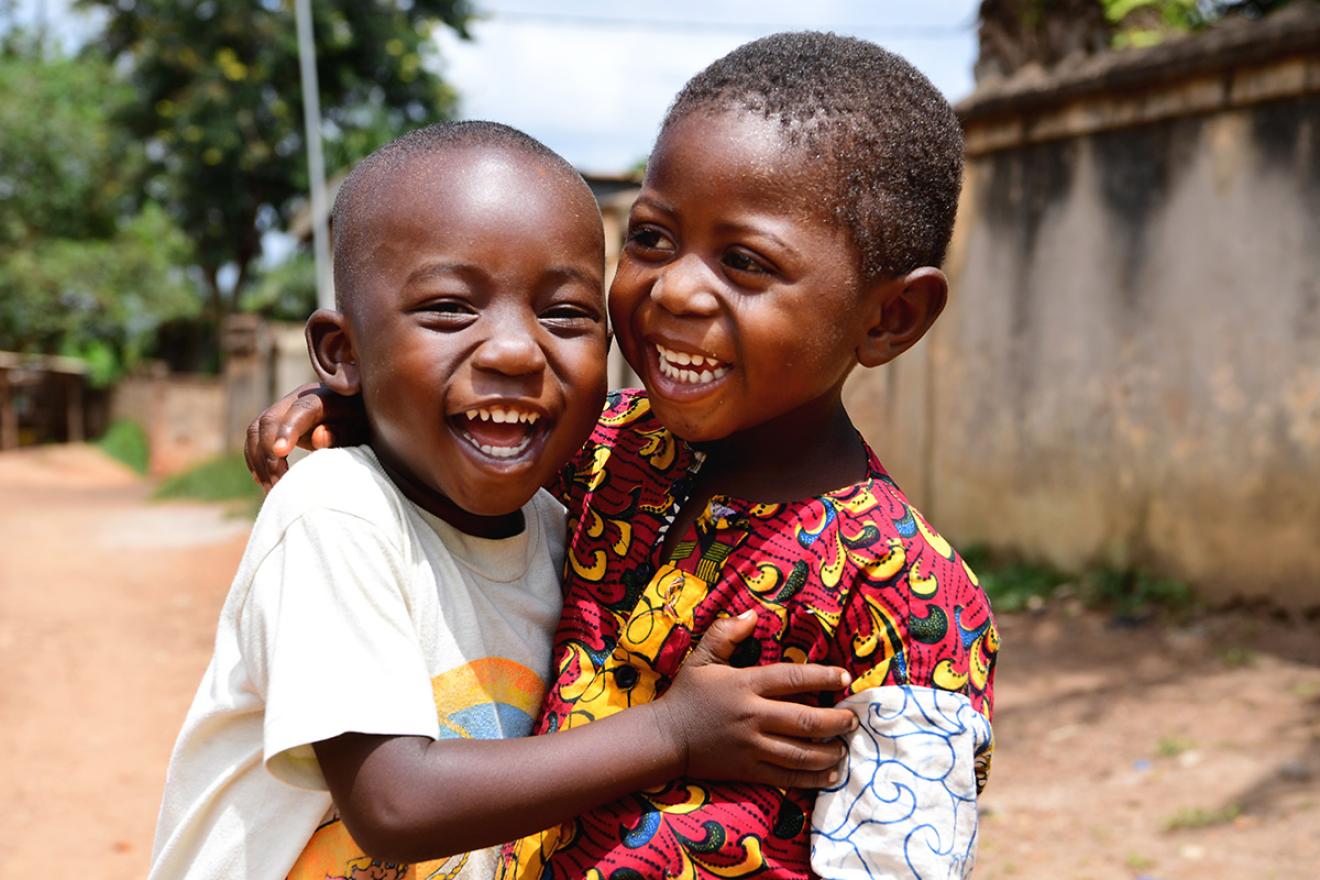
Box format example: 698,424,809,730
500,390,999,879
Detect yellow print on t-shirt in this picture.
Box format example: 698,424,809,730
286,657,546,880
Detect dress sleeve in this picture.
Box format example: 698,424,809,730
810,685,991,879
238,509,439,791
811,498,998,877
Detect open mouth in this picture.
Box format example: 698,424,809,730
453,405,544,460
655,343,731,385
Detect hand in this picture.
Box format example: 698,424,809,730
653,610,856,789
243,383,367,489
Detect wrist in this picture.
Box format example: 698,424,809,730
643,699,690,780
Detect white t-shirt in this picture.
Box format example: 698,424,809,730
150,446,566,880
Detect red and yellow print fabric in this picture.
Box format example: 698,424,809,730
500,389,997,880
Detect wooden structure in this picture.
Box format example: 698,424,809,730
0,351,88,450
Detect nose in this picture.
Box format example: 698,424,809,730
650,255,720,317
471,325,547,377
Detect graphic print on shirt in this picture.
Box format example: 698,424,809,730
500,390,998,880
288,658,546,880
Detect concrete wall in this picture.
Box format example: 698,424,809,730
845,11,1320,607
110,319,315,476
113,372,226,476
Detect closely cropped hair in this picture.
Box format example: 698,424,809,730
331,121,590,310
664,32,964,280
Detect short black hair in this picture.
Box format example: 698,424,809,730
331,121,595,310
663,32,963,280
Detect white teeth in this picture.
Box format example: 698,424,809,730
464,406,541,424
655,344,728,384
473,435,534,459
656,347,730,385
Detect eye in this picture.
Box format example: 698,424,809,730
625,224,675,256
539,302,602,333
722,249,771,277
413,298,478,328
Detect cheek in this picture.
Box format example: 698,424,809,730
607,266,648,329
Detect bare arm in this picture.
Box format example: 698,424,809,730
314,612,855,864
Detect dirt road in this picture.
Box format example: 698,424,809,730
1,445,1316,878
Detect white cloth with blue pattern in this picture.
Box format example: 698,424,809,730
811,685,993,879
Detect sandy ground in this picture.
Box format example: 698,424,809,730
1,444,1316,879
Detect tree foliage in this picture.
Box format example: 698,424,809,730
976,0,1308,78
0,39,198,385
1103,0,1305,46
77,0,474,321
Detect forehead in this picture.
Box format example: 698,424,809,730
647,110,831,216
362,147,599,252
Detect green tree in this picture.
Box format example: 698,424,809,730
0,36,198,385
976,0,1308,78
78,0,474,335
1102,0,1304,47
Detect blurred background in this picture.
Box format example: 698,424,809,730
0,1,1317,878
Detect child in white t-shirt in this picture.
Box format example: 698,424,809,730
150,122,857,880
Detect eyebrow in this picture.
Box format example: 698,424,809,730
404,261,600,290
713,221,802,261
403,261,482,286
631,193,676,216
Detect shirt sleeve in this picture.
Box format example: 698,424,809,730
811,685,992,880
238,509,439,791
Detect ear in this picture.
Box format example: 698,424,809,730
856,267,949,368
305,308,361,395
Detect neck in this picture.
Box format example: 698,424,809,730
692,389,867,500
371,443,525,539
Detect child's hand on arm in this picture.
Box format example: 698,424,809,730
244,383,367,489
652,609,855,787
313,611,855,864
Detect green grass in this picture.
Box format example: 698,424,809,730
1084,568,1195,617
961,546,1198,617
1164,803,1240,831
961,546,1068,612
96,419,149,475
1156,735,1195,758
154,451,264,515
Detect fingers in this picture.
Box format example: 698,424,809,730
685,610,758,667
752,662,852,698
757,701,859,741
754,732,848,773
280,392,331,454
310,424,335,451
745,762,845,791
245,416,287,490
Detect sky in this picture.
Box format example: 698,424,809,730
434,1,981,172
26,0,980,175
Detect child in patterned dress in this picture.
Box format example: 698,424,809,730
251,32,999,880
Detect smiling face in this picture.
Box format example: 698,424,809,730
332,145,607,529
610,110,871,444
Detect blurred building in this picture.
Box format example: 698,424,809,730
846,4,1320,607
0,352,89,450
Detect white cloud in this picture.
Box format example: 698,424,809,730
435,0,978,172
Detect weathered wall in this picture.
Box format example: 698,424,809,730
845,12,1320,607
112,372,226,476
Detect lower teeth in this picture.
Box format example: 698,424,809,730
466,434,532,459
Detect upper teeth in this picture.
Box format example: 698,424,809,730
464,407,540,424
656,344,730,384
